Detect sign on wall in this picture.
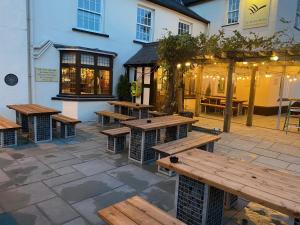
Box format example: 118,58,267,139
243,0,271,29
35,68,58,82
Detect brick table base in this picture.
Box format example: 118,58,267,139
27,115,52,143
0,130,17,147
289,217,300,225
176,175,224,225
98,115,110,127
165,125,188,142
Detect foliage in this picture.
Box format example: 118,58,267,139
116,74,131,101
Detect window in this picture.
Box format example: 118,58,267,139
178,21,191,34
60,51,113,96
227,0,240,24
136,7,153,42
77,0,102,32
296,0,300,29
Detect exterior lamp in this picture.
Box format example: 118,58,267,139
177,64,182,69
287,75,290,78
265,74,272,78
270,55,279,61
185,62,191,67
294,78,297,81
242,62,248,65
253,63,258,67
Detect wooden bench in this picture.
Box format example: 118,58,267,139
200,103,237,115
52,114,81,138
152,132,220,176
149,111,168,117
98,196,185,225
95,111,135,127
0,116,21,147
101,127,131,153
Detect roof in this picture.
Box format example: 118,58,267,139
54,44,118,57
182,0,201,5
124,42,159,66
146,0,209,24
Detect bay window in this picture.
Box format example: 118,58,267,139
60,51,113,96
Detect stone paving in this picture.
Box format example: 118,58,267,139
0,120,299,225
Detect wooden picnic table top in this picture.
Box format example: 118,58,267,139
157,149,300,217
52,114,81,124
7,104,61,116
205,96,246,103
98,196,186,225
0,116,21,130
107,101,154,109
153,132,220,155
95,111,136,121
121,115,198,131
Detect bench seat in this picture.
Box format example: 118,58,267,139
0,116,21,147
153,132,220,176
95,111,135,127
101,127,131,153
149,111,168,117
52,114,81,138
98,196,185,225
200,103,237,115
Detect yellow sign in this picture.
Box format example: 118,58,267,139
243,0,271,29
35,68,58,82
131,81,142,97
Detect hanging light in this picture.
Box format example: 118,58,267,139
286,75,290,78
242,62,248,65
293,78,297,81
289,78,293,82
253,63,258,67
270,55,279,61
265,74,272,78
177,64,182,69
185,62,191,67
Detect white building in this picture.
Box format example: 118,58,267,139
0,0,208,121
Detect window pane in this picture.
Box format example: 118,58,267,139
97,70,111,94
77,0,101,32
62,53,76,64
136,7,152,42
61,67,76,94
178,22,190,34
81,54,94,65
81,68,95,94
98,56,110,67
228,0,239,24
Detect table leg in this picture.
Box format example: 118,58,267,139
175,175,224,225
16,112,29,133
165,126,178,142
121,106,129,115
289,217,300,225
28,115,52,143
198,142,215,152
129,128,156,164
114,106,120,113
132,109,140,118
140,109,149,119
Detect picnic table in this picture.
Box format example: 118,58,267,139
121,115,198,164
7,104,60,143
108,101,153,119
157,149,300,225
204,96,246,115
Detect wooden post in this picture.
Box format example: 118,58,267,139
276,65,286,129
246,67,258,126
223,60,235,133
195,65,204,116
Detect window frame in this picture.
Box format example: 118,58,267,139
59,51,113,97
226,0,240,25
178,20,192,35
77,0,104,33
295,0,300,29
136,6,154,43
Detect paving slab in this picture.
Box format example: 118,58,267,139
277,154,300,164
227,139,257,151
43,172,85,187
287,164,300,173
12,205,52,225
0,152,15,168
37,152,76,164
48,158,84,170
269,143,300,157
106,164,164,191
3,160,58,185
53,173,124,204
0,182,56,211
73,185,136,225
38,197,79,225
254,156,290,169
63,217,90,225
255,140,274,149
55,166,77,175
227,149,258,162
250,147,280,158
72,160,115,176
72,149,104,161
0,169,10,183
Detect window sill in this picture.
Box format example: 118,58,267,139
52,95,117,102
133,40,149,45
72,28,109,38
221,22,239,27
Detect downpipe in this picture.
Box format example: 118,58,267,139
26,0,33,103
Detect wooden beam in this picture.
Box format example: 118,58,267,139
246,67,258,126
195,66,204,116
223,60,235,132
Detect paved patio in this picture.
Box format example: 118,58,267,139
0,120,299,225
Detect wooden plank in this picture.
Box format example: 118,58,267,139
7,104,60,115
52,114,81,124
108,101,153,109
95,111,135,121
157,150,300,217
127,196,186,225
101,127,131,136
0,116,21,130
98,206,137,225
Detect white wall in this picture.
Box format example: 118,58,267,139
0,0,29,120
31,0,207,121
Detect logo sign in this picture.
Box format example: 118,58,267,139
35,68,58,82
243,0,270,29
4,74,18,86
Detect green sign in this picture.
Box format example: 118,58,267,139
35,68,58,82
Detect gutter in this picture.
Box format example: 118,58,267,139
26,0,33,103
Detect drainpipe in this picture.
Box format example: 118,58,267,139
26,0,33,103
